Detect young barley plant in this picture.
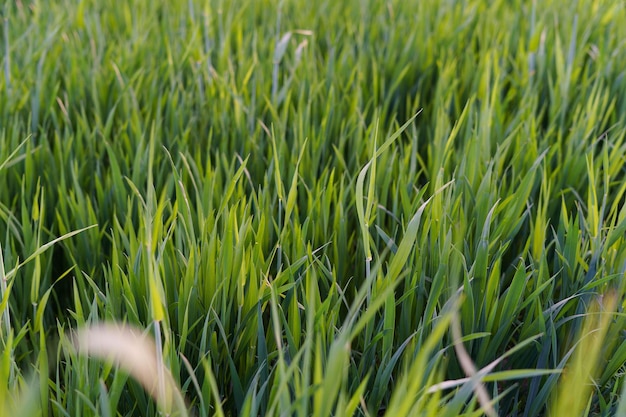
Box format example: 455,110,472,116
1,0,626,416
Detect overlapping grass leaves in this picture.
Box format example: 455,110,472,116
1,0,626,415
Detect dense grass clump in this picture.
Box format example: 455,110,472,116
2,0,626,415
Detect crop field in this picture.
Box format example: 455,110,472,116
2,0,626,416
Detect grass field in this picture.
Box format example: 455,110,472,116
2,0,626,415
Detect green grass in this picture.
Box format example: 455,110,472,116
2,0,626,415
